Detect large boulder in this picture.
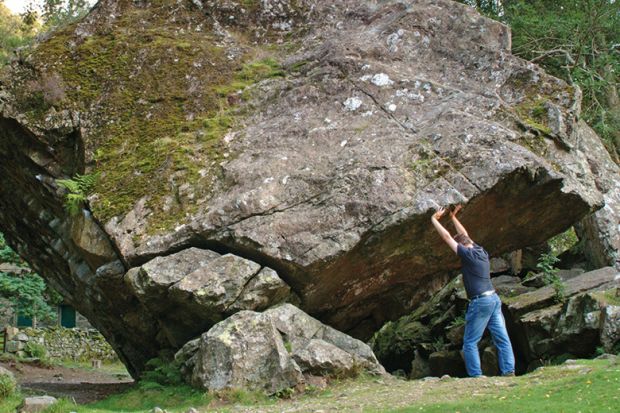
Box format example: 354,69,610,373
1,0,619,376
176,304,384,393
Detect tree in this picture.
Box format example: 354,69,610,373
0,2,36,66
0,0,93,67
504,0,620,159
36,0,92,28
0,233,61,324
459,0,620,160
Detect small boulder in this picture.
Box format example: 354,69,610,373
0,366,15,380
292,339,356,377
481,346,499,376
409,350,431,379
18,396,57,413
600,305,620,352
176,304,385,394
428,350,466,378
185,309,303,394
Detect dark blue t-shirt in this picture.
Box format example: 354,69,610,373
457,243,494,299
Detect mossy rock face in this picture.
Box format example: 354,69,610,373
1,0,618,380
5,1,295,234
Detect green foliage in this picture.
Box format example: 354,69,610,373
273,386,295,399
0,373,17,400
536,252,560,280
0,233,21,264
0,271,59,323
456,0,503,18
0,233,62,323
0,0,91,68
550,276,566,303
56,172,99,215
430,336,446,352
24,341,48,359
536,253,566,303
0,3,36,66
446,315,466,330
140,357,184,387
38,0,92,29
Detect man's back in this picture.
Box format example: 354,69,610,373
457,243,493,298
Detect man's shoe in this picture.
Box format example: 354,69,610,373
501,371,515,377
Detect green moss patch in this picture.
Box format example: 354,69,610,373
10,3,287,235
515,97,553,135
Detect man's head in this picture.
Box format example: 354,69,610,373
453,233,473,247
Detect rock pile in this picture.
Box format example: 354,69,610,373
371,267,619,378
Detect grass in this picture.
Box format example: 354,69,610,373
387,359,620,413
80,383,209,412
2,358,618,412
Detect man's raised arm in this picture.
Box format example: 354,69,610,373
450,204,469,237
431,208,458,253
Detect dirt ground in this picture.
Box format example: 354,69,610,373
0,360,134,404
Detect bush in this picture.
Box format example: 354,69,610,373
0,373,17,400
140,357,183,386
25,341,48,359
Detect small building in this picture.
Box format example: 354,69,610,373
1,301,92,329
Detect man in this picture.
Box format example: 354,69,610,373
431,205,515,377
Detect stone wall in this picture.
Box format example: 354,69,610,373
0,298,12,327
3,327,118,362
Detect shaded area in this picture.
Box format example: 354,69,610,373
0,360,133,404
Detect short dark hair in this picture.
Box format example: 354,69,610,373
454,233,473,245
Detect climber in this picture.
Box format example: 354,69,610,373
430,204,515,378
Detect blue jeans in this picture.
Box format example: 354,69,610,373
462,293,515,376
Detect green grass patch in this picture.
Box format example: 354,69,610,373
211,387,271,405
0,393,22,413
388,359,620,413
83,383,208,412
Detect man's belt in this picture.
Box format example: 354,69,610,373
469,290,495,300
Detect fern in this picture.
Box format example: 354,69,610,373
56,172,99,215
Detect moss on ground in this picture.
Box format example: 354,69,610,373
9,2,287,235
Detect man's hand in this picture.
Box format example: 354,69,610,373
433,208,446,220
450,204,462,217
